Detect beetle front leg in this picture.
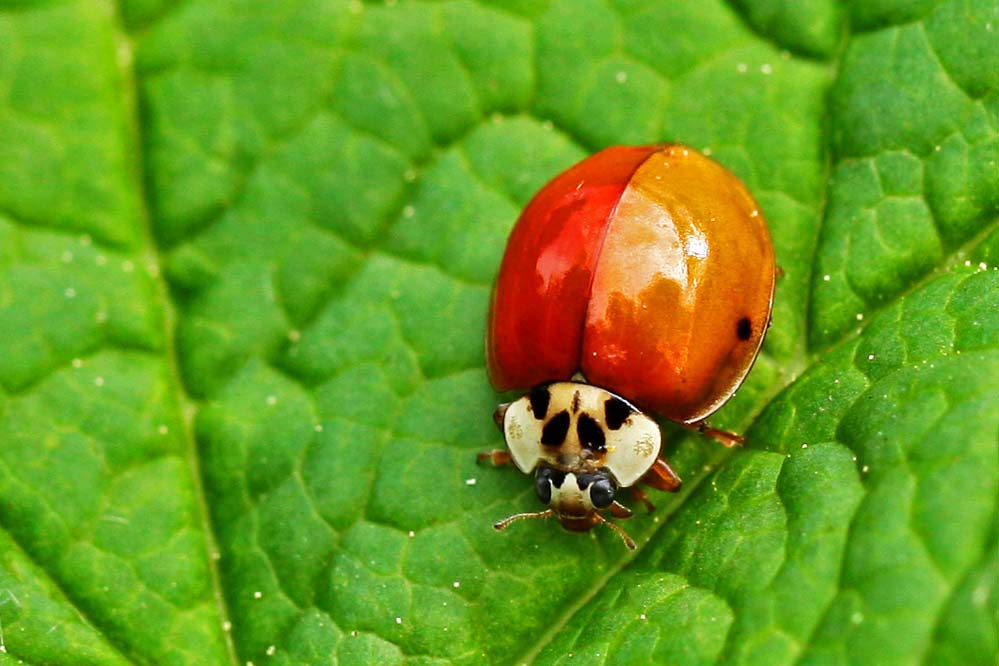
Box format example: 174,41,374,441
688,421,745,447
629,486,657,513
492,403,510,430
609,501,633,519
477,449,513,466
640,457,683,492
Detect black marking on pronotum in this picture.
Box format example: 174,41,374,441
541,411,570,446
529,385,551,420
736,317,752,341
571,390,581,414
577,413,606,452
548,468,567,488
604,397,632,430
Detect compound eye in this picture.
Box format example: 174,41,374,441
589,477,616,509
534,469,553,505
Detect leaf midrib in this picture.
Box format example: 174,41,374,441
110,6,239,666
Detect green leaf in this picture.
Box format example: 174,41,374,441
0,0,996,665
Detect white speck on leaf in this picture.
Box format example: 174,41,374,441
122,260,134,273
266,396,277,406
101,514,129,524
615,71,627,83
868,354,875,360
64,287,76,298
465,478,477,486
94,377,105,387
737,62,747,73
760,63,772,74
253,591,263,599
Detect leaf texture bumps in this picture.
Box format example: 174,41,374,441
0,1,996,665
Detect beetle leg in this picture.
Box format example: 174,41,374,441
629,487,657,513
690,421,745,448
609,501,633,519
477,449,513,466
640,458,683,493
492,403,510,431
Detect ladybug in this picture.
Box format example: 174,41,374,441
479,143,776,549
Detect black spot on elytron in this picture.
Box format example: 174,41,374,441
604,397,632,430
736,317,752,341
528,385,551,420
571,390,581,414
577,413,606,452
589,477,616,508
541,410,570,446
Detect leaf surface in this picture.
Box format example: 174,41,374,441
0,1,996,665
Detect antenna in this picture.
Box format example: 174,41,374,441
493,509,555,532
593,513,637,550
